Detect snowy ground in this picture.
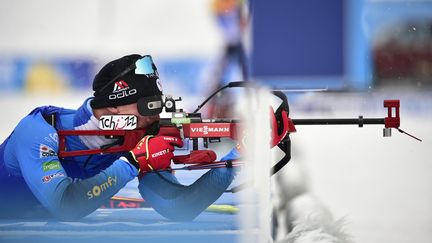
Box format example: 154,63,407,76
288,88,432,243
0,88,431,243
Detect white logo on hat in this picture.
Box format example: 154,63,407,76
156,79,163,92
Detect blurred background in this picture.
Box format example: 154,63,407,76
0,0,431,242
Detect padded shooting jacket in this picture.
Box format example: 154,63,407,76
0,98,237,220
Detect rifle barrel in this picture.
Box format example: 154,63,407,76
292,117,385,126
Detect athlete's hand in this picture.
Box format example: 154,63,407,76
126,135,184,173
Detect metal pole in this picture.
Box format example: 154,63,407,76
292,117,385,127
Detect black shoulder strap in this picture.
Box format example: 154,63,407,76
43,113,57,130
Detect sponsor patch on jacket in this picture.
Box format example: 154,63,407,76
39,144,57,158
42,161,61,172
42,172,65,183
87,176,117,199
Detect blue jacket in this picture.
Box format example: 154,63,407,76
0,98,237,221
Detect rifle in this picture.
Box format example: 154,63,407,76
57,81,421,176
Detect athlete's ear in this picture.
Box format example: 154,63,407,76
106,107,119,114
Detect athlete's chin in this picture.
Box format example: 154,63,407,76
137,123,149,129
138,121,160,135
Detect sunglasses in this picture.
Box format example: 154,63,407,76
134,56,163,116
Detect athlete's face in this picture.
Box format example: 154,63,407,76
115,103,160,129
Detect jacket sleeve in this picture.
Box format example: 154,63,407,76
138,147,240,221
9,114,138,220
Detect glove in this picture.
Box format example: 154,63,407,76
125,135,184,174
172,150,217,164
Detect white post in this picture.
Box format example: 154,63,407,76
237,86,273,243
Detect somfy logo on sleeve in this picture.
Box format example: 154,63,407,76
87,176,118,199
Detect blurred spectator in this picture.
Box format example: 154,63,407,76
207,0,249,118
373,20,432,86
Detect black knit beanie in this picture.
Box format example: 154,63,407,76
90,54,163,109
